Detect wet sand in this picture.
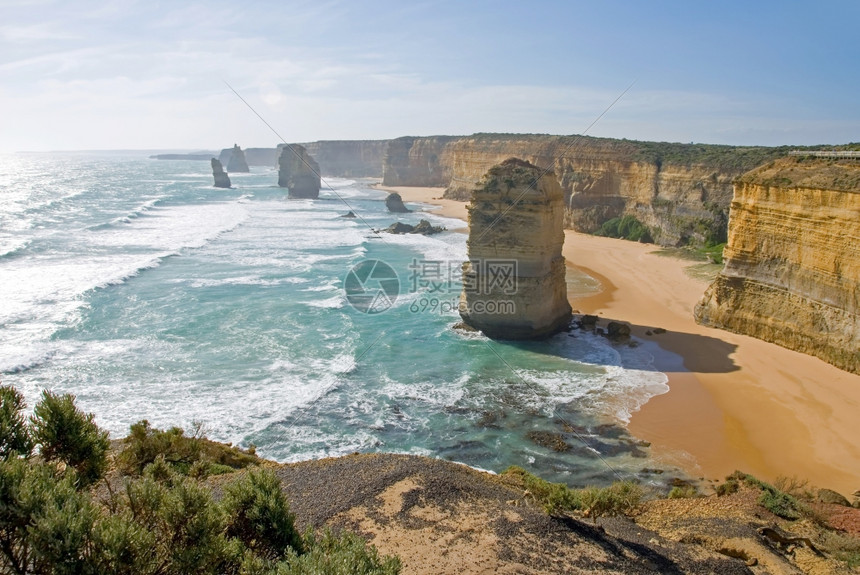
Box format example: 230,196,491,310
390,185,860,496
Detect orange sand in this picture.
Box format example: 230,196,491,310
388,186,860,495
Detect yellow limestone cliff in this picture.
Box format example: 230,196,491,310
695,157,860,373
459,159,572,339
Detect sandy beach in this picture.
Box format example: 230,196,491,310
386,185,860,496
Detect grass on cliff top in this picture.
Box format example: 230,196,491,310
464,133,852,172
501,466,642,520
739,155,860,192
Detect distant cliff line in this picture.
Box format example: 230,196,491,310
152,135,858,247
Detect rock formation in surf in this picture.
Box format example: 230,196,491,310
459,158,572,339
695,156,860,373
211,158,231,188
385,192,411,213
225,144,250,173
278,144,321,199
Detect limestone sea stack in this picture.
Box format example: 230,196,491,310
211,158,231,188
459,158,572,339
225,144,250,172
385,192,411,213
695,156,860,373
278,144,321,199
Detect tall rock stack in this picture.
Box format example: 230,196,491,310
459,158,572,339
225,144,250,172
278,144,321,199
211,158,231,188
695,156,860,373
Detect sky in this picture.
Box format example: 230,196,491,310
1,0,858,151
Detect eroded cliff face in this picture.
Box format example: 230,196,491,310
278,144,321,199
381,136,459,187
695,157,860,373
303,140,388,177
383,134,776,246
459,159,572,339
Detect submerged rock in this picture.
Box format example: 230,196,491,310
340,211,357,218
225,144,250,172
385,192,411,213
459,158,572,339
211,158,231,188
278,144,321,199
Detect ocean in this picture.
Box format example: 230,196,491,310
0,152,672,485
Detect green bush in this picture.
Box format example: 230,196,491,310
596,215,653,243
0,391,401,575
223,468,304,559
0,385,33,459
276,529,401,575
502,467,641,520
118,419,258,477
715,478,739,496
30,391,110,488
668,485,700,499
578,481,643,521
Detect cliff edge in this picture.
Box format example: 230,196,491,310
695,156,860,373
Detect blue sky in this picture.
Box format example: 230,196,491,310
1,0,858,151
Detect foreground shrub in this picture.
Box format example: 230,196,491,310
0,385,33,459
223,468,304,559
277,529,401,575
30,390,110,488
0,390,400,575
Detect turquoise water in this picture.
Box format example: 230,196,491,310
0,152,671,485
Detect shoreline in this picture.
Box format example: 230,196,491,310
391,185,860,495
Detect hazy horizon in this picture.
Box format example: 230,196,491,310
2,0,858,152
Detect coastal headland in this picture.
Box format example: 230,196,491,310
385,185,860,496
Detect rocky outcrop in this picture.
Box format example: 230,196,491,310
459,159,572,339
378,219,445,236
381,134,800,246
210,158,231,188
225,144,250,172
278,144,321,199
695,157,860,373
385,193,411,213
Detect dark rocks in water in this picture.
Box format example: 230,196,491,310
379,219,445,236
211,158,231,188
385,192,411,213
526,430,570,453
225,144,250,172
278,144,321,199
340,211,357,218
579,314,599,329
606,321,631,340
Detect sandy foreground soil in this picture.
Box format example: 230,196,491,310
382,185,860,496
